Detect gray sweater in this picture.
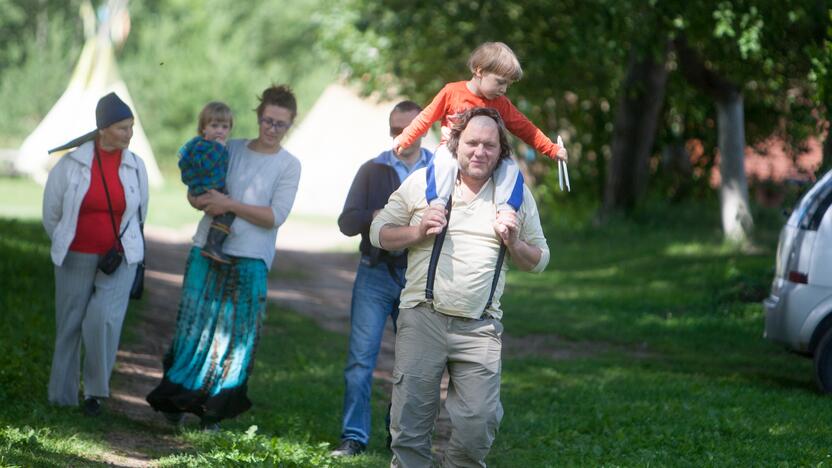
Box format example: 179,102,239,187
192,139,301,269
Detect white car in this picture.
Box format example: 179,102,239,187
764,169,832,392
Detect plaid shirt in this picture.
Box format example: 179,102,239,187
178,136,229,195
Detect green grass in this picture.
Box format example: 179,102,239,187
0,218,161,466
0,217,384,466
0,175,203,229
155,308,388,467
494,355,831,465
3,198,831,466
0,177,43,221
487,202,832,465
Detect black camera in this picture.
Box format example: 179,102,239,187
98,246,123,275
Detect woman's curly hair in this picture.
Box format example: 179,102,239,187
256,84,297,120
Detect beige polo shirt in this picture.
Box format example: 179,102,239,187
370,168,550,319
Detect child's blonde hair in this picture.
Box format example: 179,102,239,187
467,42,523,82
197,101,234,135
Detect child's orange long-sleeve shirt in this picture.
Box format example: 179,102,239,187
398,81,561,158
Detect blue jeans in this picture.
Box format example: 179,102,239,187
340,256,404,445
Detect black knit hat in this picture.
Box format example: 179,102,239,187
48,92,134,154
96,92,133,129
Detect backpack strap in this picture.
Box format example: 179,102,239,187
424,195,452,302
425,192,509,317
483,242,507,313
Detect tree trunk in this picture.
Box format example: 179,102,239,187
716,94,753,244
822,117,832,174
674,35,754,243
602,45,669,214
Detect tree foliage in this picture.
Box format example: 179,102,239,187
320,0,829,210
667,1,824,158
0,0,85,146
118,0,337,169
0,0,337,169
0,0,85,71
808,7,832,173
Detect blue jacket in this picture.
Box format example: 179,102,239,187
338,154,405,266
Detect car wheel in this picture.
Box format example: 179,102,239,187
814,328,832,393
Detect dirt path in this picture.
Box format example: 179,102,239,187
103,229,196,466
103,219,637,466
104,220,452,466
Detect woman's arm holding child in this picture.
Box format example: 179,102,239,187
199,190,275,228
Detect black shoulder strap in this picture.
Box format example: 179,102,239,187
424,193,508,316
484,243,507,313
425,195,452,302
95,146,125,248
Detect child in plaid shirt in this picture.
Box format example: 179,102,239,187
178,102,235,263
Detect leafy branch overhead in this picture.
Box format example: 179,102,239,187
320,1,829,215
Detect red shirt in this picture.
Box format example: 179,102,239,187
70,145,125,254
398,81,561,159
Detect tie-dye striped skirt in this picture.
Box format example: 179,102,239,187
147,247,267,422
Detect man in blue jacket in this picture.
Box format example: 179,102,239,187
331,101,433,456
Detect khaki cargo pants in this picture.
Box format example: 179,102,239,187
390,304,504,468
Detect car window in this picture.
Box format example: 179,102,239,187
790,170,832,231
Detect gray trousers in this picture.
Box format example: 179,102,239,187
48,251,136,406
390,304,504,468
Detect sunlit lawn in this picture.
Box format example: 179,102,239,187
0,175,202,229
0,218,166,466
156,307,388,467
0,217,380,466
0,176,43,221
3,196,831,465
490,203,832,465
0,175,345,235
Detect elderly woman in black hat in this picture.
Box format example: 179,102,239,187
42,92,149,416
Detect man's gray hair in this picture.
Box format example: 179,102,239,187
446,107,512,163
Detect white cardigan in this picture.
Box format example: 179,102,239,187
42,140,149,266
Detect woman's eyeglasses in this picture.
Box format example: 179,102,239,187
259,118,292,130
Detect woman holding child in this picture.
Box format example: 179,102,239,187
146,84,302,430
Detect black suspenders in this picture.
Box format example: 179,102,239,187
424,196,451,303
424,194,508,316
484,243,507,312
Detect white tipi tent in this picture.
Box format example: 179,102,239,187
15,0,163,187
284,83,437,217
